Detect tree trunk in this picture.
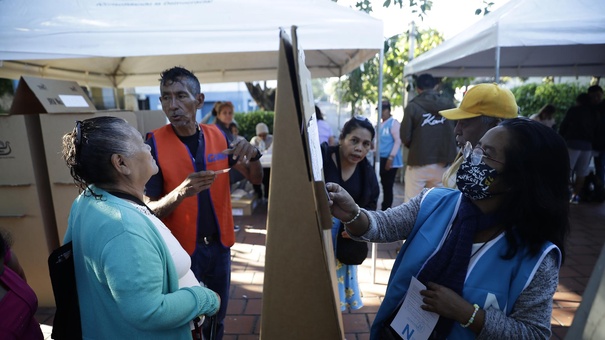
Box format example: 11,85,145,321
245,82,276,111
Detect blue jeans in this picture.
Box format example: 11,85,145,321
191,241,231,340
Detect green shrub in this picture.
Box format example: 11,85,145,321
511,82,588,126
234,111,275,141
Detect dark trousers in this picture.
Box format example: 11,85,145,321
253,168,271,199
595,151,605,185
191,241,231,340
380,157,398,210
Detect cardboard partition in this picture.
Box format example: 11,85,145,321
6,76,140,306
566,244,605,339
9,75,99,248
134,110,167,137
10,76,96,115
0,115,55,306
39,111,138,241
261,28,343,339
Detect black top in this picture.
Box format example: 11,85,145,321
321,144,379,211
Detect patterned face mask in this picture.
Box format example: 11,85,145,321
456,157,499,200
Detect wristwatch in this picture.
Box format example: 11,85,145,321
250,148,262,162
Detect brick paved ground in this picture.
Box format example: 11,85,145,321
35,181,605,339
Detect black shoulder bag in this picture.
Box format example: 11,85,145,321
323,145,369,265
48,241,82,339
335,220,369,265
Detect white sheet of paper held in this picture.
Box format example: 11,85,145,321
390,276,439,340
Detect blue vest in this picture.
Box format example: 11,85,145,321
379,117,403,167
371,188,561,339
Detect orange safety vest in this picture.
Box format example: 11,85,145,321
149,124,234,254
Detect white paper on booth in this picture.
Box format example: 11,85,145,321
58,94,89,107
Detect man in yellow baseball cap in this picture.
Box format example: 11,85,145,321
439,83,519,188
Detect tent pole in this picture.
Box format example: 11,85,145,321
495,46,501,83
372,41,385,284
113,87,122,110
405,21,416,105
400,21,416,185
337,78,342,132
375,44,384,170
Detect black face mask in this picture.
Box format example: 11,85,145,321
456,158,499,200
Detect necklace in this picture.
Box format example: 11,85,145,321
107,191,155,216
470,226,504,258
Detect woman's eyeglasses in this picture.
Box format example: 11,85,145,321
463,141,503,166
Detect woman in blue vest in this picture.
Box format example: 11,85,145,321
327,118,569,339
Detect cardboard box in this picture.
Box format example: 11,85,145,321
39,111,138,240
0,115,56,306
134,109,167,137
231,196,257,216
7,76,139,306
10,76,96,116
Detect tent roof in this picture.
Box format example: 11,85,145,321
404,0,605,78
0,0,383,88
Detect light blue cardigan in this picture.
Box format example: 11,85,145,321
64,186,219,339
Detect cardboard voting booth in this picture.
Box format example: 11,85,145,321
5,76,140,306
39,111,138,240
566,245,605,339
134,110,168,138
0,114,57,306
261,28,342,339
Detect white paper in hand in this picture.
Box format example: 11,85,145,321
390,276,439,340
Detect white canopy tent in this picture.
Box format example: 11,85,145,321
0,0,383,88
404,0,605,79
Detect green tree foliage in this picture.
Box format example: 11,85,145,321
511,82,588,125
475,1,495,15
334,27,445,113
244,0,435,112
312,78,329,101
245,1,496,113
353,0,433,16
234,111,275,141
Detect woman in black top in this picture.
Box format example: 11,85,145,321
322,116,379,311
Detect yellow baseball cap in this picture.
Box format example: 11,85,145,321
439,83,519,120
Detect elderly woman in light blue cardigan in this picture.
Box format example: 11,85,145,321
62,116,220,339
